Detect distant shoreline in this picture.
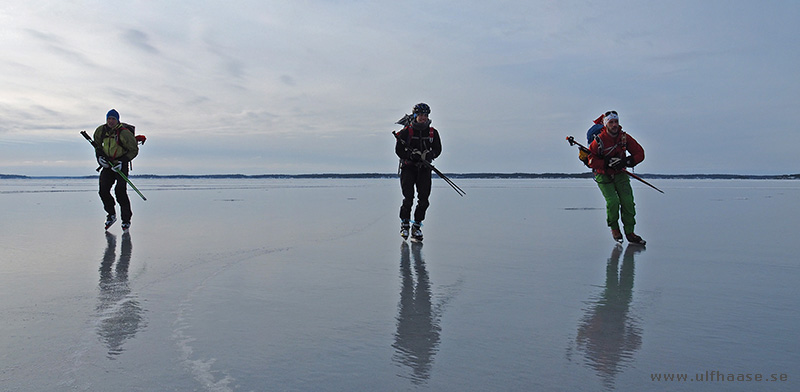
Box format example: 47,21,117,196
3,173,799,180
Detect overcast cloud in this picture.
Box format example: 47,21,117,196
1,0,798,176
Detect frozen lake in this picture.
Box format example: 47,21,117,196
1,177,798,391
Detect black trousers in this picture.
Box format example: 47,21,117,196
99,166,132,223
399,164,432,223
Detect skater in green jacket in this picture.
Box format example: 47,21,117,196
92,109,138,230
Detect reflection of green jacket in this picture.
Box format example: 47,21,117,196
93,123,138,163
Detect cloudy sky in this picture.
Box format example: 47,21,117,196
1,0,798,176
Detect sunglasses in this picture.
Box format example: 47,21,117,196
605,110,618,116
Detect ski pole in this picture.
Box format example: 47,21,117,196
429,164,466,197
621,168,663,194
81,131,147,201
392,131,465,196
566,136,664,194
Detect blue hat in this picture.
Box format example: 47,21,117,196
107,109,120,121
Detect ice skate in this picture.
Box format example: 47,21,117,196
410,223,423,243
611,228,623,243
104,214,117,230
626,232,646,246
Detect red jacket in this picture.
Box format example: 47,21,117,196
588,129,644,175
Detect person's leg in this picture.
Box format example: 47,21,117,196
114,166,133,223
595,174,621,230
615,174,636,234
99,168,117,217
413,167,432,223
399,167,417,221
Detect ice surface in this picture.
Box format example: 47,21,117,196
1,178,798,391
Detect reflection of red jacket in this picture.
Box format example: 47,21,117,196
588,130,644,175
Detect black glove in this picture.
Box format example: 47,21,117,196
410,149,423,162
625,156,636,167
607,157,625,170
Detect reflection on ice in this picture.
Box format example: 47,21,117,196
96,232,146,359
2,178,796,390
393,242,440,384
576,244,644,389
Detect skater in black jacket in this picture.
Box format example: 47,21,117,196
394,103,442,242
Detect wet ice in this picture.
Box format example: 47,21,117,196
1,177,798,391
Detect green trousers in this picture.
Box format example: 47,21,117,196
595,173,636,234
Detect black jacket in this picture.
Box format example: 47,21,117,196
395,122,442,166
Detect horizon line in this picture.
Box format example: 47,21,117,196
3,172,799,180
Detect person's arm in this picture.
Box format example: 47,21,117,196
395,128,412,160
427,128,442,162
625,134,644,166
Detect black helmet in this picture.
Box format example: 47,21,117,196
413,103,431,114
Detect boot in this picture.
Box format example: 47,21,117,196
626,232,646,245
105,214,117,230
611,228,623,243
411,222,423,242
400,220,410,240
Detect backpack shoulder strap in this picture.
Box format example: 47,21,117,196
619,132,628,152
593,133,604,157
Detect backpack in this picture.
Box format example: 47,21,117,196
106,123,146,170
121,123,147,145
579,115,605,167
586,123,604,145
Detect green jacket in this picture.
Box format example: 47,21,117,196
93,123,138,163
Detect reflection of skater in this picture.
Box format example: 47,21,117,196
393,242,441,384
97,231,145,359
395,103,442,242
576,245,644,389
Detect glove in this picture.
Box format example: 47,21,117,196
112,161,123,171
625,156,636,167
410,149,423,162
608,157,625,170
98,156,111,169
422,149,435,162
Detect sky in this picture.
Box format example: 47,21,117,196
1,0,798,176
